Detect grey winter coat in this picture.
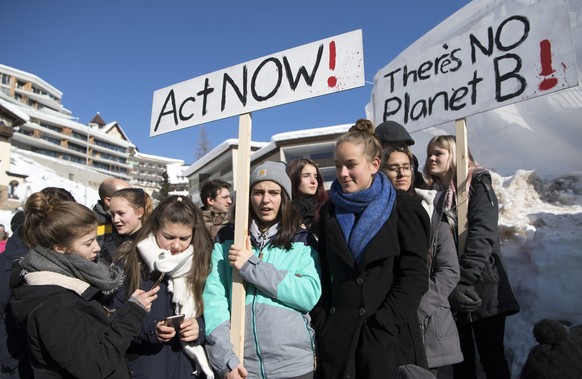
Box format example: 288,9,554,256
418,222,463,367
416,189,463,368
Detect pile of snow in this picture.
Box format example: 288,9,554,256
2,150,582,378
0,150,99,234
492,170,582,375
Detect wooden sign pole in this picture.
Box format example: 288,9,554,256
455,118,469,256
230,112,252,360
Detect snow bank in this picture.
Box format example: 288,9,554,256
494,170,582,376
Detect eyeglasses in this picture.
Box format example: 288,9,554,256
385,164,413,176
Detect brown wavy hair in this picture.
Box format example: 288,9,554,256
116,195,213,316
23,192,96,250
286,158,328,219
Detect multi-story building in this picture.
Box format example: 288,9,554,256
0,64,134,180
0,64,186,200
127,149,185,197
166,162,190,197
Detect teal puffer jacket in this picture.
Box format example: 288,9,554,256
203,224,321,379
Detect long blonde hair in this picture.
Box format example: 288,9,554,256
423,135,485,210
423,135,481,189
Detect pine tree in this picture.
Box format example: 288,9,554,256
196,126,210,159
159,168,170,202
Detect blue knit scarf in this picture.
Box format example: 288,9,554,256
330,172,396,264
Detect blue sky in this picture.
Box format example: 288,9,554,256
4,0,469,164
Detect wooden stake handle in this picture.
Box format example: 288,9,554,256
455,118,469,256
230,113,252,360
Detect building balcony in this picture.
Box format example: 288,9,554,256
0,124,14,138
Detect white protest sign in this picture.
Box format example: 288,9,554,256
150,30,364,136
366,0,577,132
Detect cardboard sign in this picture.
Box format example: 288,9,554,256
151,30,364,136
366,0,578,132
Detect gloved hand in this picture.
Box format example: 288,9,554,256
449,284,482,313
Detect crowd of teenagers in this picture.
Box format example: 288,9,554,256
0,119,525,379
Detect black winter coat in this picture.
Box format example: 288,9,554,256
0,228,32,378
100,231,137,265
109,274,206,378
311,191,430,379
10,265,146,379
453,171,520,323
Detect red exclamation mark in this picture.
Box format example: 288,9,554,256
327,41,337,88
539,39,558,91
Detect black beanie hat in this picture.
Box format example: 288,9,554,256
520,319,582,379
10,210,25,231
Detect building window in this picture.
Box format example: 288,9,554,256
40,122,62,133
41,136,61,145
1,73,10,85
36,149,59,158
72,131,86,140
311,151,333,161
68,142,85,153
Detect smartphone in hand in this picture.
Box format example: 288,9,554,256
163,314,185,330
149,272,165,291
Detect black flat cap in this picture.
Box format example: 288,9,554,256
375,120,415,146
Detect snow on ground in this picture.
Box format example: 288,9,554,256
492,170,582,375
0,150,99,234
2,151,582,378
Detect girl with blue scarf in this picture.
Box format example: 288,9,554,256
311,119,431,379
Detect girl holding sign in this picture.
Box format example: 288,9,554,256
203,161,321,379
423,135,519,379
311,122,430,378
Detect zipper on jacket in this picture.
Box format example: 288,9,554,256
303,316,317,372
477,174,495,207
251,248,267,379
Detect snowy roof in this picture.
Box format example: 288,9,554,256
250,123,351,161
271,123,351,141
0,64,63,98
90,113,106,127
0,97,30,123
100,121,133,144
166,163,189,183
133,149,184,164
182,139,268,176
9,102,136,148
